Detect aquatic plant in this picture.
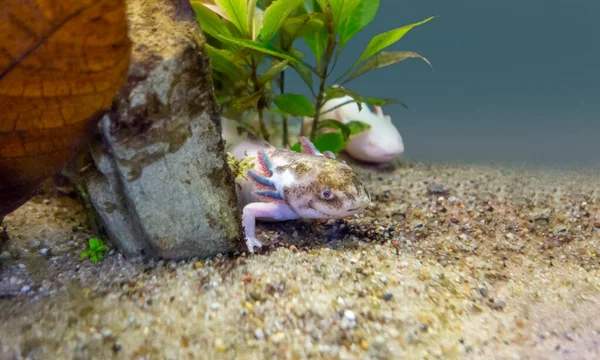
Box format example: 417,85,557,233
80,237,108,264
192,0,434,153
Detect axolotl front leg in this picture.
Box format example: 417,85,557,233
241,149,298,253
242,202,298,253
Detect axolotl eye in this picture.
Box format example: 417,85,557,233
320,189,334,200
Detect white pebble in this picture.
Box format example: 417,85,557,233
40,248,49,255
254,328,265,340
20,285,30,293
341,310,357,329
210,303,219,310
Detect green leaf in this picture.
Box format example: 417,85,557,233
288,47,306,59
304,0,321,13
191,2,232,37
324,0,361,34
361,96,406,108
247,0,259,39
313,131,347,153
206,44,246,80
324,87,362,111
290,141,302,152
303,27,327,67
258,0,274,10
356,16,436,64
346,120,371,135
290,61,313,89
89,237,100,249
273,93,315,116
338,0,379,51
262,59,290,83
212,33,301,62
232,91,263,111
318,119,350,140
80,250,90,259
282,13,325,40
214,0,249,35
344,50,431,84
260,0,304,44
91,253,98,264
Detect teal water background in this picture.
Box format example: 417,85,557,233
287,0,600,168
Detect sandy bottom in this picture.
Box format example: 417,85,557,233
1,161,600,360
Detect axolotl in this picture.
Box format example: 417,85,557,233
222,118,371,253
304,95,405,164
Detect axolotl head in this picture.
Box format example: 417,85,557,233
322,95,405,164
279,154,371,219
270,140,371,219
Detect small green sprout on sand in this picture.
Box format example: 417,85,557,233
227,152,256,181
80,237,107,264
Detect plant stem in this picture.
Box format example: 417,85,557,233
309,0,336,141
309,76,327,141
320,99,356,115
279,69,289,147
251,59,269,141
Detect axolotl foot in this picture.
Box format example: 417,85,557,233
245,236,264,254
241,202,299,254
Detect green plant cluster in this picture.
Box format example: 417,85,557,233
192,0,434,153
80,237,108,264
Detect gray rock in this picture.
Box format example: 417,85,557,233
65,0,242,260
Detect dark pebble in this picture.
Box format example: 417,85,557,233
383,293,393,301
492,300,506,311
112,343,122,353
479,287,489,298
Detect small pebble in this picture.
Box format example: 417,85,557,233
341,310,356,329
20,285,30,293
214,339,226,352
383,293,393,301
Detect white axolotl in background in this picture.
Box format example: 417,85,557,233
304,95,405,164
222,117,371,254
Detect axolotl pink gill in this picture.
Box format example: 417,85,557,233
223,119,371,253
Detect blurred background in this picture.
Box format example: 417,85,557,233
287,0,600,168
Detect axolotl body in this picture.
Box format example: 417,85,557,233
305,95,405,164
222,118,371,253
